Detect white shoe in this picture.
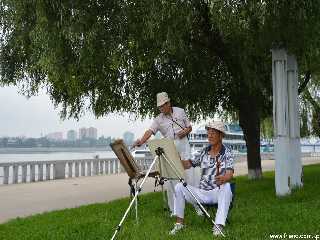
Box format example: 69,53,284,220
194,205,204,216
169,223,184,235
213,224,224,236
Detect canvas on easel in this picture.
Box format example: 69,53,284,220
147,138,185,179
110,139,141,179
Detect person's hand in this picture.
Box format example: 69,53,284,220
132,139,143,148
177,129,186,139
215,175,226,186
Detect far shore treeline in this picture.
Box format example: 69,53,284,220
0,136,114,149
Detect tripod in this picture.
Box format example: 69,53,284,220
110,147,224,240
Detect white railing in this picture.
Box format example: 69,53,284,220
0,157,154,185
2,152,316,185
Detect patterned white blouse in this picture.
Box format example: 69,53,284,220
191,144,234,190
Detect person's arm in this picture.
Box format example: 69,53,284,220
177,126,192,139
133,118,159,147
133,130,153,147
182,147,205,169
177,109,192,139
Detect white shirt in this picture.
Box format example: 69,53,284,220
149,107,191,139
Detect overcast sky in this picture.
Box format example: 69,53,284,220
0,86,206,139
0,86,154,138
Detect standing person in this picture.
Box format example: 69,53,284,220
169,121,234,236
133,92,195,213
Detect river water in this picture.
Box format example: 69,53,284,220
0,145,319,163
0,148,116,163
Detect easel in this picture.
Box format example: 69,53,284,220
110,140,159,222
110,139,224,239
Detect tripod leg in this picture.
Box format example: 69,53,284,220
161,184,169,212
158,156,169,212
135,179,138,223
110,156,159,240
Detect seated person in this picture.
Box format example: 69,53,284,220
169,121,234,236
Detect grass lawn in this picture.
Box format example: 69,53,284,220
0,164,320,240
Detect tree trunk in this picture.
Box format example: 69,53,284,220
304,89,320,137
239,95,262,179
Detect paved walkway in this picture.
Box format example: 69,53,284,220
0,157,319,224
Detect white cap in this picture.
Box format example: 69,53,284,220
156,92,170,107
205,121,226,134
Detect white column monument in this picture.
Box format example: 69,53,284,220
272,49,303,196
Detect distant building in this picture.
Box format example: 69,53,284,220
67,130,77,141
79,127,98,140
87,127,98,140
106,136,112,145
123,131,134,146
46,132,63,141
79,128,87,140
97,135,112,146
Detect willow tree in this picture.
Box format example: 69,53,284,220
1,1,320,179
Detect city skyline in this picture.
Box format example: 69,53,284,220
46,127,99,141
2,127,135,140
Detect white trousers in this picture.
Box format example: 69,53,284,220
165,138,200,212
166,168,201,212
173,182,233,226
